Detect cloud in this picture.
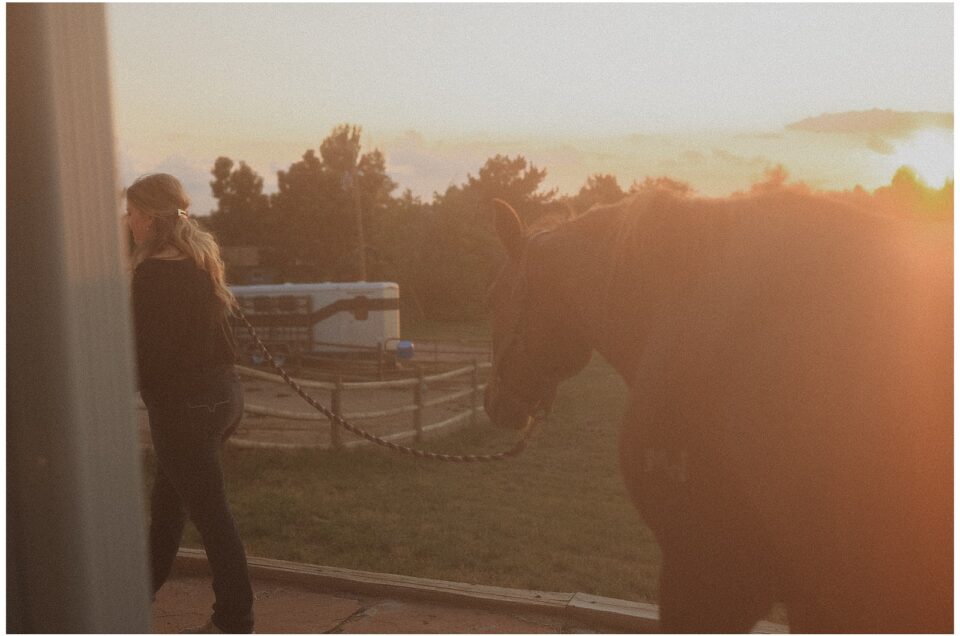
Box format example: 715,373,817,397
865,136,895,155
679,150,706,165
735,132,784,141
371,130,769,200
650,147,776,195
786,109,952,139
785,109,953,159
373,130,579,199
377,130,483,197
709,148,769,168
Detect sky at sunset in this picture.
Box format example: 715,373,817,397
107,3,954,215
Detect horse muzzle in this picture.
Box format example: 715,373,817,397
484,376,549,430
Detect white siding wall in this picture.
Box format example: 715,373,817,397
7,4,151,632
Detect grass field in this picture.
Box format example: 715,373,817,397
398,317,492,342
142,334,666,603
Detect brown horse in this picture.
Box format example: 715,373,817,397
484,190,951,633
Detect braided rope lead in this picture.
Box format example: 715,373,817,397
237,311,536,462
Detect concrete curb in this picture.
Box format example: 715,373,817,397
173,549,788,633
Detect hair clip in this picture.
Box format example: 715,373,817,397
177,209,188,219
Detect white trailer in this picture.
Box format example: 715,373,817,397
230,282,400,363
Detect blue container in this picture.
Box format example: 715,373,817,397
396,340,415,360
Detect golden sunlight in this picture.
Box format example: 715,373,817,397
880,128,954,187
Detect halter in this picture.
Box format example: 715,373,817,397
490,230,557,418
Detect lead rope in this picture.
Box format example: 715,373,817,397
236,310,537,462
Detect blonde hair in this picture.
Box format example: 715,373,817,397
126,173,238,317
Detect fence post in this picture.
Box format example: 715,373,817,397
413,367,424,442
331,376,343,450
471,359,479,426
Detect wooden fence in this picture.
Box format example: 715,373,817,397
241,338,492,382
226,362,492,450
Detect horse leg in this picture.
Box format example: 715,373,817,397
658,545,774,633
621,420,777,633
653,495,777,633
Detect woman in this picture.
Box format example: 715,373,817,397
126,173,254,634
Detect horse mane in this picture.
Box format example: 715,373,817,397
525,172,948,302
524,200,577,235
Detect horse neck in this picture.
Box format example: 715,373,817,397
547,204,644,380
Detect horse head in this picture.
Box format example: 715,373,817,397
484,199,592,430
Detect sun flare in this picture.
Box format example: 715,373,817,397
881,128,954,187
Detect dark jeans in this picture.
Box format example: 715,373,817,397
143,366,254,633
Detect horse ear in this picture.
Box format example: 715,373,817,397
492,199,525,261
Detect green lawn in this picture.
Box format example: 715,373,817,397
142,349,665,603
400,318,491,342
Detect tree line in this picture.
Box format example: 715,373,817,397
202,123,951,321
203,123,653,320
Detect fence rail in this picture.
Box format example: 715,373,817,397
237,336,492,381
140,361,493,451
225,407,485,452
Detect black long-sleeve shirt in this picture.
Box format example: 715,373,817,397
132,258,235,397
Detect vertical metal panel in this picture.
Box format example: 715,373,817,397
7,4,150,632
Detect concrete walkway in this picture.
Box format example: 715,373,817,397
153,549,789,634
153,575,585,633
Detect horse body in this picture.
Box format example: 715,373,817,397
487,191,952,632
